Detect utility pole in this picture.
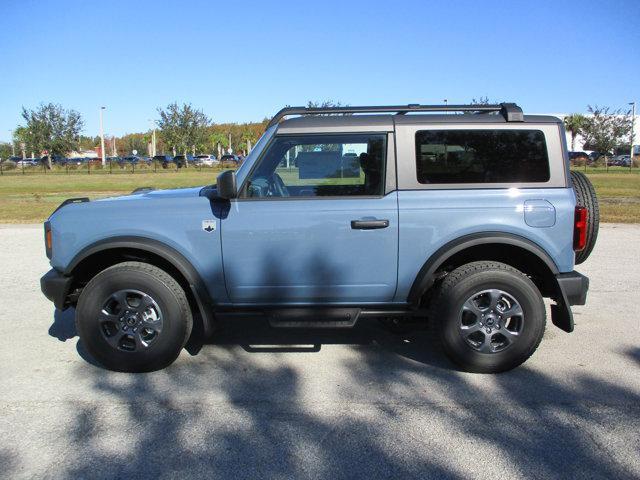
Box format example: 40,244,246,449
99,107,106,166
630,102,636,171
228,132,232,154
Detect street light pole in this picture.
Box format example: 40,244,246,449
9,130,15,156
148,119,156,157
99,107,106,167
629,102,636,170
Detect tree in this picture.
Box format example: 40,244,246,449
19,103,83,168
118,133,147,156
563,114,587,151
241,129,256,154
580,106,632,160
209,132,228,158
470,96,493,105
78,135,99,151
156,103,210,166
306,100,348,115
0,142,13,160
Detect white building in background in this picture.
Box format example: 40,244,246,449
67,150,98,158
541,113,640,154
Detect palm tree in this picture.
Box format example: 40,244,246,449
564,114,587,151
209,132,227,159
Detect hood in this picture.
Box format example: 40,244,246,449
95,186,205,202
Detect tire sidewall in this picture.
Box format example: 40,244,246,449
439,270,545,372
571,170,599,264
76,267,190,372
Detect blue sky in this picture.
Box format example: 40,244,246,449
1,0,639,141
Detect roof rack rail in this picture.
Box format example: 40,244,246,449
267,102,523,128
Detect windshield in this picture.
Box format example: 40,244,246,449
234,124,277,187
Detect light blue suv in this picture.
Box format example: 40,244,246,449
40,103,598,373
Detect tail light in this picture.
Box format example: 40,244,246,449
573,206,587,251
44,221,52,259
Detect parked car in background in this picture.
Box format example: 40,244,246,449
194,154,218,166
612,155,631,167
121,156,142,164
41,155,69,165
220,154,241,165
173,154,195,167
568,151,589,163
589,151,613,164
151,154,173,168
15,158,40,167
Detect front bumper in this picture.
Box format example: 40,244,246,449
556,271,589,306
40,269,73,310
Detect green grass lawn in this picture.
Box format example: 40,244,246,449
0,169,224,223
0,168,638,223
572,170,640,223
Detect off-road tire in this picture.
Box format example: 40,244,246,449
571,170,599,264
75,261,192,372
431,261,546,373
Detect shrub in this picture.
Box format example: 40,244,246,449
593,156,607,168
0,160,16,170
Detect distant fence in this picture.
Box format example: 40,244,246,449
1,158,638,176
570,156,639,172
0,159,238,176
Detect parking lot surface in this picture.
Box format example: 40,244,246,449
0,223,639,479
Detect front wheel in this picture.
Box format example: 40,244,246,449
75,262,193,372
431,261,546,373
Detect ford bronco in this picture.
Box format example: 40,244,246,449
40,103,598,373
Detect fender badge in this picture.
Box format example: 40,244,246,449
202,220,216,233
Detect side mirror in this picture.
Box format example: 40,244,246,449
216,170,237,199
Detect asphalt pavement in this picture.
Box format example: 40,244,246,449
0,223,639,479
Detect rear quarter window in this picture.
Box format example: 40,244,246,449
415,129,550,184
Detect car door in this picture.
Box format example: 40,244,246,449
220,132,398,305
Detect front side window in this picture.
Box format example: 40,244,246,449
241,134,386,198
415,129,550,184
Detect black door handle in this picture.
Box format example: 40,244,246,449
351,219,389,230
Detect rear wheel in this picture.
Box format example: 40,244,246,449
75,262,192,372
571,170,599,264
432,261,546,373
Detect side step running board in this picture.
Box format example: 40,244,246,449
268,308,360,328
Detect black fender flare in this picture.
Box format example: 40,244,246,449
407,232,574,332
65,236,216,338
408,232,559,300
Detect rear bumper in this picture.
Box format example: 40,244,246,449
556,271,589,306
40,269,73,310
